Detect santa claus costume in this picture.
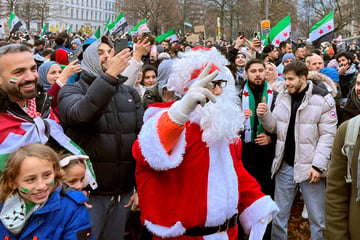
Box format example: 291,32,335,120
132,47,278,240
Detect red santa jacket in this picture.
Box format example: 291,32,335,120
132,103,278,239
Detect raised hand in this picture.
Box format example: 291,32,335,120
257,96,268,116
168,63,219,125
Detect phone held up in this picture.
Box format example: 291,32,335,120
114,38,128,55
67,52,78,63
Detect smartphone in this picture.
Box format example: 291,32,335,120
114,38,128,55
67,52,78,63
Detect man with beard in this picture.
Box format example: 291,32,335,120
58,36,144,239
240,58,277,240
0,44,90,175
256,61,337,240
132,47,278,240
336,51,358,98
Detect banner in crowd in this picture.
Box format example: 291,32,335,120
156,29,178,43
309,10,334,48
107,13,127,35
268,15,291,47
9,12,23,34
128,18,147,35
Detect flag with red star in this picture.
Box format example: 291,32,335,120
108,13,128,35
155,29,178,43
268,15,291,47
309,10,334,48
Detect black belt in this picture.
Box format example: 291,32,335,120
184,214,238,236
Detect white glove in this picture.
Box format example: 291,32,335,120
168,63,218,125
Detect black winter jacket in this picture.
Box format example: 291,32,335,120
58,71,144,194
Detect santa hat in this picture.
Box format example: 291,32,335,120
167,47,232,97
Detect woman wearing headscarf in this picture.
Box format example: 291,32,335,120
264,62,284,92
38,60,81,117
71,38,83,57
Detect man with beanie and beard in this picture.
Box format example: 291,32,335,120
58,36,144,239
257,61,337,240
133,47,278,240
240,58,277,240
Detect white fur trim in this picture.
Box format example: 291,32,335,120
167,47,230,98
144,220,186,238
239,195,279,235
138,110,187,171
206,142,238,226
144,106,166,122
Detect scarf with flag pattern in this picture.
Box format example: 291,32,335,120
242,81,273,143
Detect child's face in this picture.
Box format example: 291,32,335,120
13,157,55,204
63,165,86,191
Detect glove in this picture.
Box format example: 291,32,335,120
168,63,218,125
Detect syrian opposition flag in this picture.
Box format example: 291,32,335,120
0,114,98,189
9,12,23,34
184,21,192,28
40,23,47,38
268,15,291,47
156,29,178,43
103,17,111,35
67,24,72,34
309,10,334,48
91,26,101,39
128,18,147,36
261,34,269,46
108,13,128,35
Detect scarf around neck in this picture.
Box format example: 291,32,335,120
242,81,273,143
0,192,43,236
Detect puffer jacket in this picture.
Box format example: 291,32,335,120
0,186,91,240
258,71,338,182
58,70,144,194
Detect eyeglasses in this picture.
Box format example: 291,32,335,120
212,80,227,89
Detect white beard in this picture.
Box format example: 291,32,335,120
189,85,245,146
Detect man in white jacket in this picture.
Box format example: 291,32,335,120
256,61,337,240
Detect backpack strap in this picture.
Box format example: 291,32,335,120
342,115,360,183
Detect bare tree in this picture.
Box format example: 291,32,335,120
298,0,353,37
118,0,182,35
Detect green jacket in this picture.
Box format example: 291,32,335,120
325,120,360,239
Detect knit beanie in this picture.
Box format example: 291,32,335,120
282,53,296,64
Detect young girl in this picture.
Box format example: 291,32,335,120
0,144,92,239
59,154,89,191
59,154,93,209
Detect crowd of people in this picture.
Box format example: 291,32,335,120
0,26,359,240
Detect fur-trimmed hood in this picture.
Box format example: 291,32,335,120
307,71,338,98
